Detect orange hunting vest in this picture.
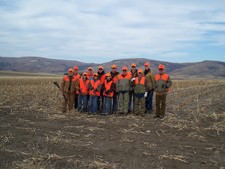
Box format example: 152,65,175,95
117,74,131,80
135,77,145,85
63,75,76,82
155,74,169,81
89,80,101,96
155,74,170,92
78,78,89,95
103,80,114,97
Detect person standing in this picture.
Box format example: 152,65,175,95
132,69,149,116
77,72,90,112
88,73,101,115
60,68,77,113
145,62,155,114
87,67,93,80
102,73,115,115
154,64,172,119
97,66,106,112
110,64,120,114
144,62,151,76
128,63,138,113
117,66,132,115
73,66,80,110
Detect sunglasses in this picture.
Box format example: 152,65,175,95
98,68,103,70
123,70,127,71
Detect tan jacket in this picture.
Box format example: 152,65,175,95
60,75,77,94
145,71,155,90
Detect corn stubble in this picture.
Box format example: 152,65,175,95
0,77,225,169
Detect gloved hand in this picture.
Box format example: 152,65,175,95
94,89,98,92
78,89,81,93
90,87,94,90
144,92,148,98
131,78,136,81
105,90,109,94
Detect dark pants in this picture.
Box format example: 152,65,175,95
74,93,78,109
89,96,99,114
155,93,167,116
98,95,104,112
128,90,134,113
145,90,154,112
103,97,113,114
112,91,118,113
78,94,88,112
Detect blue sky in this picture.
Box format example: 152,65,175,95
0,0,225,63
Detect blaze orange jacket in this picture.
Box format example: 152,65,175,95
89,79,101,96
77,78,90,95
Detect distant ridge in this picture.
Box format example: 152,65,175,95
0,56,225,78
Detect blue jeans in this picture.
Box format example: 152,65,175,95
78,94,88,112
103,97,113,114
112,91,118,113
145,90,154,112
89,96,99,114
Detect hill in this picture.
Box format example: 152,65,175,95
0,56,225,78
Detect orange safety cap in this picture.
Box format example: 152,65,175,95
98,66,104,70
131,63,136,67
105,73,111,77
111,64,117,69
73,66,79,70
122,66,128,71
158,64,165,70
144,62,150,66
68,68,73,72
93,73,98,76
138,69,143,73
88,67,93,70
83,72,87,76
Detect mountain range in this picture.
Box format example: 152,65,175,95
0,56,225,78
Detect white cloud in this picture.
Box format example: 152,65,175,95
0,0,225,62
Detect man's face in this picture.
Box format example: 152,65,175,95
122,70,127,75
88,70,93,74
145,65,149,70
159,69,164,74
83,75,87,79
93,75,98,80
74,69,78,73
68,71,73,76
98,68,103,73
106,76,111,80
111,68,116,73
138,72,142,77
131,66,136,71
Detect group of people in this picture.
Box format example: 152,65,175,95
60,62,172,118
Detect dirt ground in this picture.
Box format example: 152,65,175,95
0,77,225,169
